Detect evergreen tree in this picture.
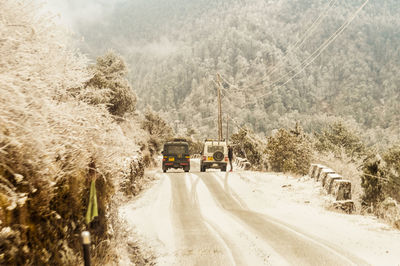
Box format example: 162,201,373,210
266,124,312,175
85,51,137,117
314,121,366,158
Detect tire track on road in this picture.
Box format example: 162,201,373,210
188,174,250,266
169,174,233,265
220,172,249,209
200,173,368,266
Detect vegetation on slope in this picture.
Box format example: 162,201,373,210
0,1,157,264
266,124,312,175
72,0,399,148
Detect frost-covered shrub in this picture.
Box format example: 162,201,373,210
314,121,366,158
231,128,265,169
361,154,386,208
265,124,312,175
80,51,137,117
361,145,400,208
120,156,146,197
183,128,204,155
376,197,400,229
186,138,204,155
0,1,142,264
140,108,174,166
382,145,400,201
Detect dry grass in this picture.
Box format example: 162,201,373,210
95,172,157,265
0,1,148,264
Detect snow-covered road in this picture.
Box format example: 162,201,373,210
120,159,400,265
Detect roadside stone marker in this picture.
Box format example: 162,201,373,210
319,168,336,184
308,163,355,214
314,165,326,180
309,164,319,177
323,173,342,193
332,179,352,200
309,164,324,178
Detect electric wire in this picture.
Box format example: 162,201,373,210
218,74,247,92
214,0,369,133
219,0,338,92
220,0,366,97
226,113,265,144
259,0,339,84
240,0,369,109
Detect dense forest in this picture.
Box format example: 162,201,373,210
71,0,399,148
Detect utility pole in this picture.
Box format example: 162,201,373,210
226,115,229,144
216,73,223,141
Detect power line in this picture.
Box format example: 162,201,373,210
220,0,338,92
216,0,369,135
226,113,266,145
258,0,339,85
289,0,338,53
216,73,223,141
240,0,369,109
220,0,367,100
218,74,247,93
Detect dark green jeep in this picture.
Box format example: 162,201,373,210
162,139,190,172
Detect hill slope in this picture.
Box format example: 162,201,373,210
74,0,400,145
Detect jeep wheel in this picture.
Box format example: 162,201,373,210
184,167,190,172
200,165,205,172
221,166,226,172
213,151,224,161
163,168,167,173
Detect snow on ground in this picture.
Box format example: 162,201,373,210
119,172,176,265
187,173,289,266
220,166,400,265
119,159,400,265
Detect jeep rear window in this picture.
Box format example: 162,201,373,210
207,145,224,153
164,145,187,154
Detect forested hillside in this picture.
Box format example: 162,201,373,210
74,0,399,148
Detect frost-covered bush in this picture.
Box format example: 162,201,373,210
186,138,204,155
119,156,146,197
265,124,312,175
361,155,385,207
361,145,400,208
140,108,174,166
231,128,265,169
314,121,366,158
382,145,400,201
74,51,137,117
0,1,143,264
376,197,400,229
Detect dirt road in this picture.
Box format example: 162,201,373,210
120,159,400,265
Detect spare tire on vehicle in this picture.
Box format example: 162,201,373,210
213,151,224,161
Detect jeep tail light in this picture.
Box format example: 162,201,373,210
225,157,228,162
203,156,206,161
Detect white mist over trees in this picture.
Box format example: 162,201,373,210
64,0,399,148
